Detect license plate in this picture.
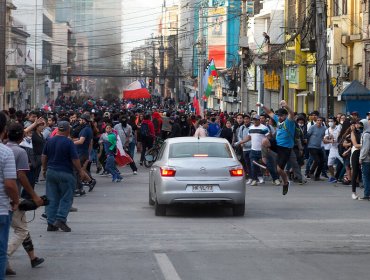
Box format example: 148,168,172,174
191,185,214,192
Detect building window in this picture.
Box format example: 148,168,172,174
333,0,347,16
43,14,53,38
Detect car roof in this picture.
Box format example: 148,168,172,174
165,137,230,144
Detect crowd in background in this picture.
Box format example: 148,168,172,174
1,99,370,279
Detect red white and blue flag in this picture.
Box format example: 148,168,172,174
123,80,151,99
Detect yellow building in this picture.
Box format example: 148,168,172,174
284,0,316,114
327,0,364,114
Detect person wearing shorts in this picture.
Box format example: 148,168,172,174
258,101,296,195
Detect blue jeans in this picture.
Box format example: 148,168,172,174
105,155,121,180
249,150,263,180
265,152,279,181
361,162,370,197
46,169,76,224
0,213,11,280
243,150,251,178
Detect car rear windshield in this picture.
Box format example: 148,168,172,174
169,142,233,158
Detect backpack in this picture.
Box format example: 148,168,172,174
140,122,150,137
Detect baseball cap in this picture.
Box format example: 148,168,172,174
80,114,90,121
366,112,370,116
57,121,70,132
276,108,288,116
252,115,261,120
351,111,359,116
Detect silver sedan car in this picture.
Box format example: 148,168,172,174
149,137,246,216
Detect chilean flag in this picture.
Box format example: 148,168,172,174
123,80,151,99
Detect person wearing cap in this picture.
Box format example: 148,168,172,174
257,100,296,195
73,114,95,196
42,121,90,232
350,111,359,122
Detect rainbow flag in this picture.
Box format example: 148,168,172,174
203,59,218,98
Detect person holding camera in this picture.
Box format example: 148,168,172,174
5,123,45,276
42,121,90,232
0,113,19,280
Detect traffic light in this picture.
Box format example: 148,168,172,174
148,78,154,93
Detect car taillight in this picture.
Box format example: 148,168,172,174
229,168,244,177
160,167,176,177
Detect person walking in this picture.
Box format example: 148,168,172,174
307,116,326,181
42,121,90,232
359,118,370,200
139,114,155,165
6,123,44,275
114,116,138,175
0,112,19,280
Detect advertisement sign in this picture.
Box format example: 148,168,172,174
208,7,227,69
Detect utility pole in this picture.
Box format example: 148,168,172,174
33,0,38,109
152,36,156,95
240,0,249,113
315,0,328,117
0,0,6,109
159,0,166,101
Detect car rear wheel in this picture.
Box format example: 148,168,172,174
232,203,245,217
155,199,166,216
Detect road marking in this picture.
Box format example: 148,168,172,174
154,253,182,280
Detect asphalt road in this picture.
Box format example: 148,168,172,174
9,164,370,280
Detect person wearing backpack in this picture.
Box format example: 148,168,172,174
139,114,155,165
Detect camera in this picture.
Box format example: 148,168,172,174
18,195,50,211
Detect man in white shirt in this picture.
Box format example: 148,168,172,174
323,117,342,183
239,115,269,186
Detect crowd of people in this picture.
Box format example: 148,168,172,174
1,99,370,278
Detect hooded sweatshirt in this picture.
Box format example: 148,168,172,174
360,125,370,163
152,112,163,136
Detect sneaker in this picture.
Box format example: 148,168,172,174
96,166,102,174
298,180,307,185
252,160,267,170
69,206,78,212
133,171,138,175
322,173,329,179
352,193,359,200
116,178,122,183
41,213,47,220
359,196,370,201
88,179,96,192
273,179,280,186
54,220,71,232
31,257,45,268
6,266,16,276
250,180,258,186
74,189,86,197
99,171,109,177
282,182,290,195
258,176,265,184
246,179,252,185
328,177,337,183
47,223,58,232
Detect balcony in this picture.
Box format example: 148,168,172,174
255,44,283,66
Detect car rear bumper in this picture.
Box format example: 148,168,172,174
156,178,246,205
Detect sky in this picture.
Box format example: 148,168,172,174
121,0,179,63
